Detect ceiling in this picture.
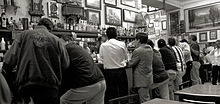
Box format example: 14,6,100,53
142,0,200,11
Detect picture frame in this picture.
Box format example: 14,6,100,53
105,5,122,26
210,30,217,40
87,9,101,25
199,32,208,42
104,0,117,6
121,0,136,8
123,9,137,23
162,20,167,30
85,0,101,10
185,2,220,32
148,23,154,28
47,1,59,18
29,0,44,16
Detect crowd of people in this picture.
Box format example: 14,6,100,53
0,18,218,104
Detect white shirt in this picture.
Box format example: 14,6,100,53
210,48,220,66
99,39,128,69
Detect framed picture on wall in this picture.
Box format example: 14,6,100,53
47,1,59,18
104,0,117,6
121,0,136,8
87,9,101,25
85,0,101,10
123,9,137,23
210,30,217,40
162,20,167,30
105,5,122,26
185,2,220,32
199,32,207,42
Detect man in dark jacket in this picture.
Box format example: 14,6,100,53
60,35,106,104
157,39,177,100
2,18,70,104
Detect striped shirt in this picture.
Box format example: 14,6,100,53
171,46,185,71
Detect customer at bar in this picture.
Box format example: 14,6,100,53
147,39,169,100
157,39,177,100
60,35,106,104
99,27,128,103
188,35,201,85
168,38,186,92
179,39,193,83
127,33,153,103
2,18,70,104
209,40,220,85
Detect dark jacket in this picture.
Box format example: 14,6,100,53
3,26,70,91
190,42,200,61
152,49,169,83
63,42,104,89
159,46,177,71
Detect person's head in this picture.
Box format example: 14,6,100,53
168,38,176,47
136,32,148,44
106,27,117,39
38,18,53,30
180,39,188,43
147,39,154,48
189,35,197,43
157,39,166,48
216,40,220,48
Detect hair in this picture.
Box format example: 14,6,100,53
106,27,117,39
147,39,154,48
168,38,176,46
190,35,197,41
38,18,53,30
157,39,166,48
180,39,188,43
136,32,148,44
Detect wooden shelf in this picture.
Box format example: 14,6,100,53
117,36,135,39
52,30,99,38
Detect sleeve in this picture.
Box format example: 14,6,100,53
59,41,70,70
98,44,104,64
127,49,140,67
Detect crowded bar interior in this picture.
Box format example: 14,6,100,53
1,0,220,104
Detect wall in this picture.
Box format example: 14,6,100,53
0,0,142,28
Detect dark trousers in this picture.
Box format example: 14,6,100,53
182,61,192,82
18,85,59,104
212,66,220,85
104,68,128,104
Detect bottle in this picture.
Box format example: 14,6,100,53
54,20,57,30
1,12,7,29
9,17,14,30
18,18,23,30
1,37,5,50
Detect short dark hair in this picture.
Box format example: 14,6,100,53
136,33,148,44
190,35,197,41
38,18,53,30
147,39,154,48
180,39,188,43
106,27,117,39
157,39,166,48
168,38,176,46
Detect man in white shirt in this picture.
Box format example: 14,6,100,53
99,27,128,104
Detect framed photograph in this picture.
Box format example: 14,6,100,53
47,1,59,18
85,0,101,10
162,21,167,30
121,0,136,8
148,23,154,28
104,0,116,6
87,9,101,25
199,32,207,42
210,30,217,40
123,9,137,23
105,5,122,26
185,2,220,32
56,0,82,6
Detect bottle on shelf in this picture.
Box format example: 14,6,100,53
1,37,6,50
1,12,7,29
9,17,14,30
18,18,23,30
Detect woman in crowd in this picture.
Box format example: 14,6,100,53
147,39,170,100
